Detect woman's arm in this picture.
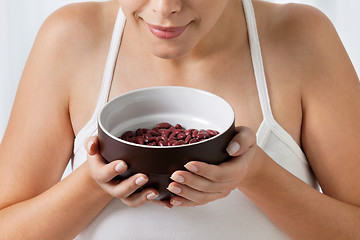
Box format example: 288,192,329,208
0,162,113,239
0,4,115,239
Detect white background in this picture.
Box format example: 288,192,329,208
1,0,359,143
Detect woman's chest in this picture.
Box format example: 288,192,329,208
69,55,303,147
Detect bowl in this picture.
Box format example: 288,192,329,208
97,86,235,200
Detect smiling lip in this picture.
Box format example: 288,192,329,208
146,23,188,39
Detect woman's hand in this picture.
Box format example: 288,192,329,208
84,136,160,208
167,126,262,207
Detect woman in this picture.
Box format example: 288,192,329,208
0,0,359,239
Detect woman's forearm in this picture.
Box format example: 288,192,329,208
240,147,360,240
0,162,113,240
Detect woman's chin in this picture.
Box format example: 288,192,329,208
147,45,191,60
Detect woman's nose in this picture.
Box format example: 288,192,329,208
151,0,182,17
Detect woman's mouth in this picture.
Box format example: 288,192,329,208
146,23,188,39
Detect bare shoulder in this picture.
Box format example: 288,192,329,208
254,1,339,67
254,1,358,80
37,1,118,61
27,1,119,93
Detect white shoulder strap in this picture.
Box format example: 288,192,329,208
93,8,126,115
242,0,274,121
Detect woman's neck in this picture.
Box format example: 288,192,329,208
191,0,247,60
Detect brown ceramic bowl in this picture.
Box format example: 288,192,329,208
97,86,235,200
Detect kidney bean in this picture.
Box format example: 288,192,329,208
169,132,177,139
148,137,158,143
125,137,133,143
189,138,198,144
149,130,160,136
135,128,143,136
168,137,177,143
206,129,219,136
177,133,186,140
168,140,176,146
121,131,133,139
185,135,192,143
158,129,169,138
173,140,186,146
157,122,172,129
119,122,219,146
144,132,152,140
197,132,209,139
159,135,168,143
137,137,144,145
185,129,194,136
173,129,184,134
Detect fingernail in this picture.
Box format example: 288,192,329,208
171,200,182,206
226,142,240,156
115,162,126,172
135,176,148,186
170,173,185,183
167,185,181,194
146,192,158,200
184,163,198,173
161,204,171,209
87,140,94,151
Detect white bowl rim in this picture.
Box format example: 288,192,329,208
98,86,235,149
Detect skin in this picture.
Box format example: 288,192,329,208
0,0,359,239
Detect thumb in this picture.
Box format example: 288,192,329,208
226,126,256,156
84,136,99,156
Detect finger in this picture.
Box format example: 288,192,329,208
167,182,226,206
226,126,256,156
105,173,149,199
169,196,198,207
152,200,173,209
84,136,100,156
170,171,226,193
122,188,160,208
85,137,129,183
87,149,128,183
184,153,256,184
90,159,128,183
184,161,232,183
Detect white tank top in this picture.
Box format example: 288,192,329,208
71,0,319,239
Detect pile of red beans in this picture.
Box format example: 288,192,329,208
119,122,219,146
